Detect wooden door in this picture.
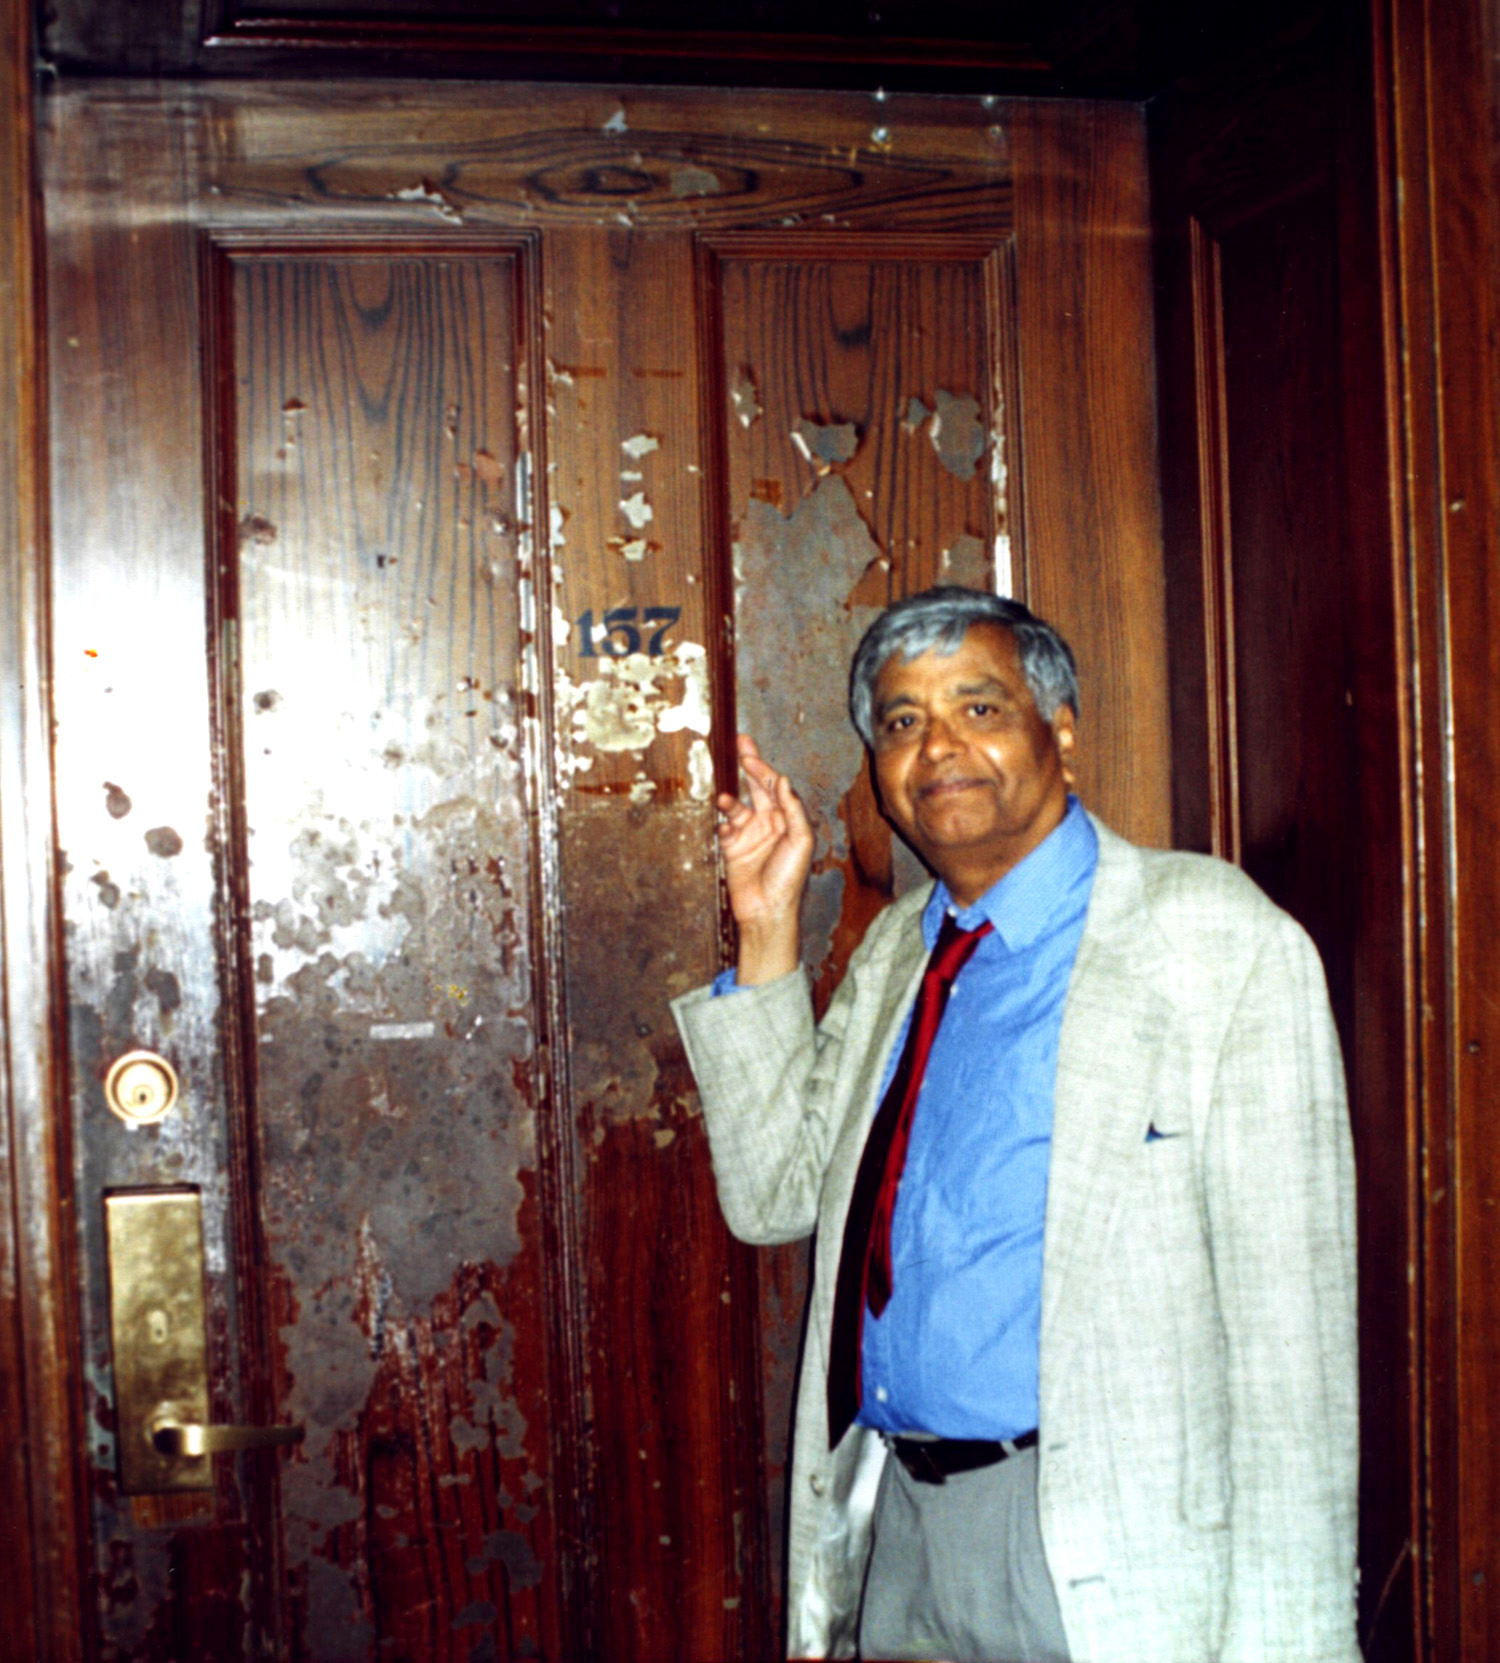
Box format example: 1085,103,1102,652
1149,7,1418,1658
39,80,1165,1658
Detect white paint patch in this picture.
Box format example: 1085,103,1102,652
549,502,568,554
620,492,654,530
558,640,712,759
393,181,464,223
688,738,714,802
656,641,711,736
994,533,1014,599
604,107,629,133
370,1021,437,1040
621,539,649,562
621,433,661,460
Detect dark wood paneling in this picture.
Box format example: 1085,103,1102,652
1150,6,1418,1656
1378,0,1500,1654
1009,99,1170,845
0,3,86,1659
39,0,1336,100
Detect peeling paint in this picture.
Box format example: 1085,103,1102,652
103,780,132,819
901,395,933,433
791,416,860,470
564,802,715,1121
734,475,885,982
730,366,762,429
603,107,629,133
929,388,986,480
392,180,465,223
621,432,660,460
939,532,992,589
555,637,711,770
669,164,723,199
988,390,1015,597
619,490,654,530
238,512,278,546
688,738,714,803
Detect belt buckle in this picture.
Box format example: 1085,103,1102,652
891,1436,947,1486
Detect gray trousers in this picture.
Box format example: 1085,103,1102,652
858,1445,1071,1663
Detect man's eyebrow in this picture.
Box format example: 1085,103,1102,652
873,690,919,720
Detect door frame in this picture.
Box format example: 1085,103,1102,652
3,2,1495,1656
0,0,87,1654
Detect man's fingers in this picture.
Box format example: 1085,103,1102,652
773,770,813,832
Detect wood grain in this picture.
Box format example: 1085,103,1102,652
1379,0,1500,1655
1007,99,1171,848
0,2,85,1658
1150,11,1421,1656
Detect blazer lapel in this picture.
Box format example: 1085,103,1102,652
1040,825,1174,1407
823,889,932,1231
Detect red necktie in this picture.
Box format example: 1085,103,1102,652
827,913,993,1447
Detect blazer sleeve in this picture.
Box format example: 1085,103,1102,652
670,913,897,1248
1204,908,1359,1663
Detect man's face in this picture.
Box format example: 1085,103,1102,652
870,622,1076,906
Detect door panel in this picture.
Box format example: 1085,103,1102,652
223,245,561,1660
43,81,1165,1657
1149,17,1415,1657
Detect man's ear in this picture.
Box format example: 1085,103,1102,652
1052,707,1078,787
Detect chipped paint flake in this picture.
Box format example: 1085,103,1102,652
730,366,762,429
621,539,649,562
929,389,986,480
669,164,723,198
603,107,629,133
939,533,992,590
393,180,464,224
558,641,711,759
901,395,933,434
370,1020,437,1040
656,641,711,736
621,433,661,460
619,491,654,530
688,738,714,803
791,416,860,470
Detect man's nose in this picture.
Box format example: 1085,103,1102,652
920,713,959,759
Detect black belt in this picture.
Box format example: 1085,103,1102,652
889,1430,1039,1485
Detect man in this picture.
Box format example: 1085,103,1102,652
671,587,1358,1662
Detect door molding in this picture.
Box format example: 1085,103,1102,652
0,4,86,1657
1374,0,1500,1655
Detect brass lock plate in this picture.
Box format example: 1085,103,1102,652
105,1188,212,1493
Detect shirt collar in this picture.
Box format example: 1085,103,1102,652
922,795,1098,952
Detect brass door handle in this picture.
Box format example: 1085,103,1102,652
106,1187,305,1493
153,1418,305,1458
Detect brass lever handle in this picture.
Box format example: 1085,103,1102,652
153,1419,305,1458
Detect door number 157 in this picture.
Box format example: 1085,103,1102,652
576,606,681,658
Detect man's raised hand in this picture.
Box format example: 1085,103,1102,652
717,734,814,985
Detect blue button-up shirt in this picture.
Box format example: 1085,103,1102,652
858,796,1097,1439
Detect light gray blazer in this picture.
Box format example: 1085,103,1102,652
672,820,1359,1662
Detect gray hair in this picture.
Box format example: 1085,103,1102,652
848,586,1079,745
